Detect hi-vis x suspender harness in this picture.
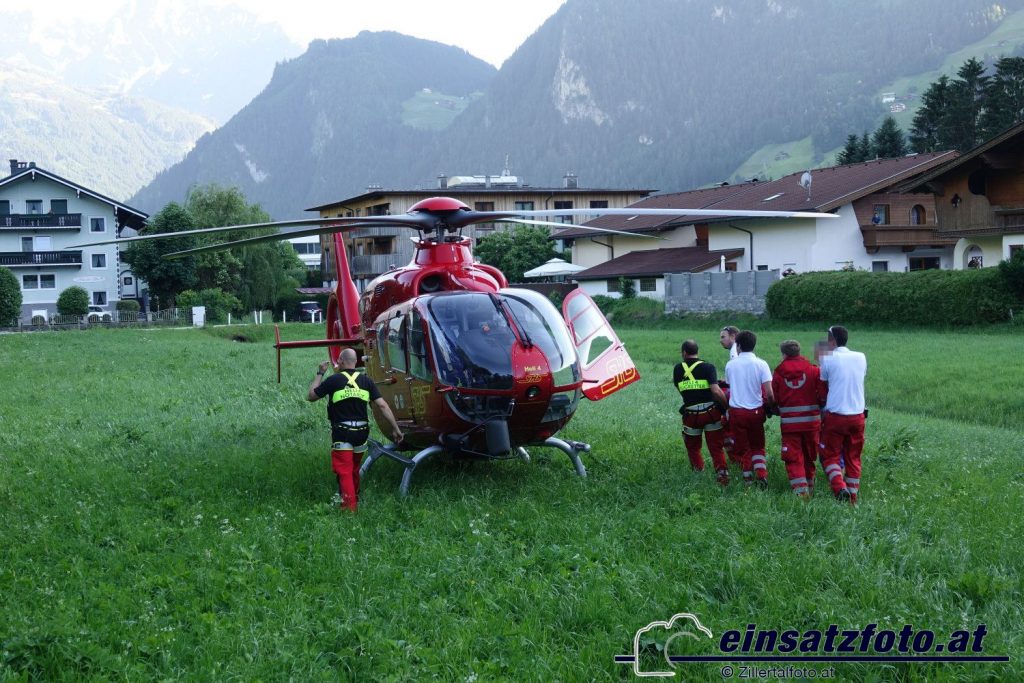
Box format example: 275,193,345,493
677,361,710,392
331,371,370,404
330,371,371,452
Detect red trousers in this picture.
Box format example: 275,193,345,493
729,407,767,481
331,449,363,511
781,430,819,495
820,413,864,499
682,406,727,471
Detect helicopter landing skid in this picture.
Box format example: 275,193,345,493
361,441,444,497
361,437,589,497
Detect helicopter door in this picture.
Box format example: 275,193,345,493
561,289,639,401
384,313,414,419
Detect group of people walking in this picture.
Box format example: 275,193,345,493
305,324,867,512
673,325,867,503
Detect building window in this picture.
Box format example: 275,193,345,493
1010,245,1023,258
0,200,10,215
26,200,42,214
639,277,657,292
872,205,889,225
910,205,926,225
23,275,38,290
554,200,574,225
123,276,134,286
909,257,940,271
872,261,889,272
756,264,769,271
968,169,986,196
607,278,620,293
21,237,33,252
40,274,55,289
91,254,107,268
724,261,737,272
514,201,534,211
589,200,608,209
93,291,107,306
51,199,68,214
90,217,106,233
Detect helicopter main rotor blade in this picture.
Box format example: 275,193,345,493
161,222,386,259
494,217,665,239
65,214,433,250
518,208,838,220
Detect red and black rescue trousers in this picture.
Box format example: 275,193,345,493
330,420,371,511
728,406,767,482
820,412,865,501
682,403,727,472
781,430,819,496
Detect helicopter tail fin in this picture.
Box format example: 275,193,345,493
561,289,639,401
332,232,362,339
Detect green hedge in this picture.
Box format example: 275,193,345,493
766,269,1022,325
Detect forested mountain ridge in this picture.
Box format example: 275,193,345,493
130,32,497,219
0,63,214,201
131,0,1024,218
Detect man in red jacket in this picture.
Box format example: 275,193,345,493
771,340,823,499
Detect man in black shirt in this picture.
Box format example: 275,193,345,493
673,339,731,486
308,348,403,510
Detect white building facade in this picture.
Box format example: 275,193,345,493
0,161,148,321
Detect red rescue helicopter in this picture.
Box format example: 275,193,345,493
72,197,833,495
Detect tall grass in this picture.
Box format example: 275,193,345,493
1,324,1021,681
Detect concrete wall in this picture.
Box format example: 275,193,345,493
664,270,780,314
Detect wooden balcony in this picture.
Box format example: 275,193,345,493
861,223,958,249
995,207,1024,231
0,213,83,229
0,251,83,267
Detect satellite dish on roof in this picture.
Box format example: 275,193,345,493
799,171,812,201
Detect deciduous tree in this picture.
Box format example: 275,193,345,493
121,203,198,307
475,226,557,283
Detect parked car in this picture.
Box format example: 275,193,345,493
299,301,322,323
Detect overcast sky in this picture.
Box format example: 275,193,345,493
26,0,568,67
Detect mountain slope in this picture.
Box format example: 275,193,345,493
130,32,497,218
0,64,214,201
433,0,1024,190
131,0,1024,216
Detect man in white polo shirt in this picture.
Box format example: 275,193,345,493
725,330,776,488
718,325,741,462
819,325,867,503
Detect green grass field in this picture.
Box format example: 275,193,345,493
1,323,1022,681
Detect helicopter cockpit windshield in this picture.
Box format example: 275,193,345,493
497,288,580,387
425,290,581,392
427,293,515,390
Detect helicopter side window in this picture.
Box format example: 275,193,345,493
565,296,614,366
387,315,407,373
408,309,432,381
376,322,390,369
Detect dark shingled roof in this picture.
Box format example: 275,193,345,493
574,247,744,280
555,151,957,239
